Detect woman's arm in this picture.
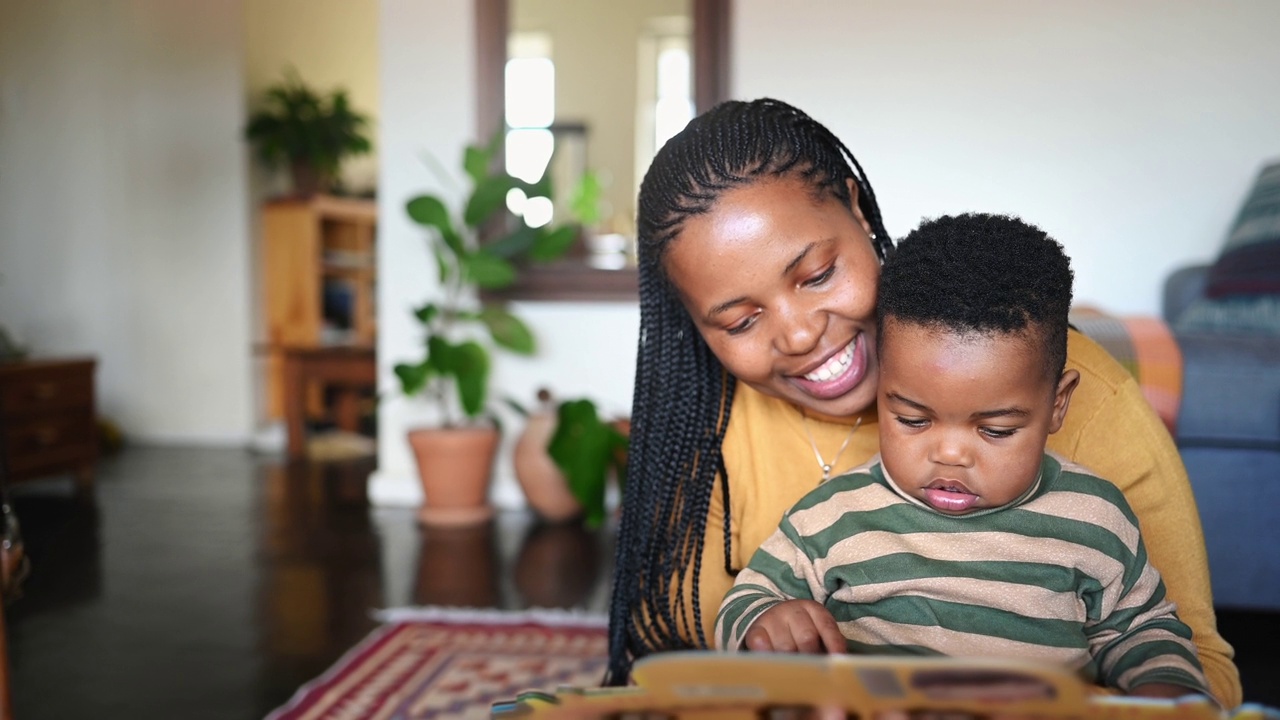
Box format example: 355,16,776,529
1048,331,1241,707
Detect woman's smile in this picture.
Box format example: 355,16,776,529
788,334,868,400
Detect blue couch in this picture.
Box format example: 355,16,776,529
1164,264,1280,612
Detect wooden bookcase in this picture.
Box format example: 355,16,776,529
260,195,377,419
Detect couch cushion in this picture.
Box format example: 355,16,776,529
1174,295,1280,336
1173,331,1280,447
1205,161,1280,299
1179,446,1280,611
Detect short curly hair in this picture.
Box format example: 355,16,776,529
877,212,1074,380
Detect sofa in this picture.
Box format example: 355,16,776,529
1162,161,1280,612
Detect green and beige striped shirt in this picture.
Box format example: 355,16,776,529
716,453,1210,696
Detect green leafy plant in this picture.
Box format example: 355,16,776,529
546,397,629,527
393,134,580,426
244,69,372,194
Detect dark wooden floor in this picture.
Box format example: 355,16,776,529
3,446,1277,719
4,446,613,719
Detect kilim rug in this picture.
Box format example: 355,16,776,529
265,607,609,720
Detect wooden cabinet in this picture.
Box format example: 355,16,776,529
0,357,97,487
260,195,377,420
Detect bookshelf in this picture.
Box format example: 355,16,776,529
260,195,377,419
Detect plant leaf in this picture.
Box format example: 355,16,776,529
463,143,491,185
485,224,539,259
548,399,614,527
393,361,432,396
451,340,490,418
569,170,604,225
407,195,465,256
479,306,535,355
413,302,439,325
463,250,517,289
529,225,578,262
464,175,515,228
431,237,451,283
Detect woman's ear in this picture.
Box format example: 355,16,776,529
845,178,873,236
1048,368,1081,434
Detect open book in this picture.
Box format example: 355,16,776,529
493,652,1277,720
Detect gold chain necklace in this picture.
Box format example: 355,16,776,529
800,411,863,481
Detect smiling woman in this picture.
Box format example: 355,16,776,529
474,0,729,300
662,176,882,420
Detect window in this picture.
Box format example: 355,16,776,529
505,32,555,228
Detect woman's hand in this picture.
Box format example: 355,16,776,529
744,599,845,654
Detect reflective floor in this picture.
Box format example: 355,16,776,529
5,446,613,719
4,446,1277,719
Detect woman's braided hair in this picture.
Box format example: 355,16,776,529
606,98,891,684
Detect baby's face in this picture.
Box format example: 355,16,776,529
876,319,1075,515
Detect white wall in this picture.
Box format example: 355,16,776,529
371,0,639,508
733,0,1280,315
0,0,254,444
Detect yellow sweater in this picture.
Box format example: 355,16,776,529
685,329,1240,706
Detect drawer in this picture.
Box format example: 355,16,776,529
0,364,94,419
3,414,97,476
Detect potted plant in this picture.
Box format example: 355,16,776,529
513,390,629,527
394,133,579,526
244,69,372,196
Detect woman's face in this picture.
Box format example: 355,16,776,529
663,175,882,418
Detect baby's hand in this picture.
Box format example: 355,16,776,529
743,599,845,654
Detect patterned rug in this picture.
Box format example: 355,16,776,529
265,607,608,720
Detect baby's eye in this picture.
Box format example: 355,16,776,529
802,265,836,287
980,427,1018,439
895,416,928,429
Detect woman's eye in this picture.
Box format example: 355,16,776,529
895,416,928,429
725,315,758,336
980,427,1018,439
803,265,836,287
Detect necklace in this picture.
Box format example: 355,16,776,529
800,411,863,481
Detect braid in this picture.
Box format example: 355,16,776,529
606,98,889,684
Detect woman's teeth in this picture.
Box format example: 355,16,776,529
804,341,854,382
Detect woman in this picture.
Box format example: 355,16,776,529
606,98,1240,707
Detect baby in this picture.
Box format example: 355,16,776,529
715,213,1210,700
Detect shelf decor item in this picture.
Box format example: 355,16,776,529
395,133,581,526
244,69,372,197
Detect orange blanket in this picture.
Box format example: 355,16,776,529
1069,307,1183,435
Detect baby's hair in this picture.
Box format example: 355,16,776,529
608,98,890,685
876,212,1074,380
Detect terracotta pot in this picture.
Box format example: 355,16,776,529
289,160,332,197
407,426,499,527
512,411,583,523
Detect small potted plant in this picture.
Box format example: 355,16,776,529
513,389,629,527
395,133,580,525
244,69,372,196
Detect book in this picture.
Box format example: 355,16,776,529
493,652,1278,720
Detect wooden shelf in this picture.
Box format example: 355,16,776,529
261,195,377,419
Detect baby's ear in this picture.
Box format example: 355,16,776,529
1049,369,1081,433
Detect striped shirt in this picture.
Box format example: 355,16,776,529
716,453,1210,696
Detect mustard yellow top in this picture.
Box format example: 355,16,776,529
688,329,1240,707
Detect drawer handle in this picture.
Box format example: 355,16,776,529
32,383,59,400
